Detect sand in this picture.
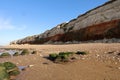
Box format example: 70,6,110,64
0,43,120,80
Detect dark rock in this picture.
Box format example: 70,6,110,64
117,53,120,56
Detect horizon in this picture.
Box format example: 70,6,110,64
0,0,108,45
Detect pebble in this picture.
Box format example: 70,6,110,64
117,58,120,61
113,52,117,54
116,50,119,53
28,65,34,67
96,54,100,57
43,62,49,65
112,57,115,59
16,63,19,64
81,58,85,60
40,54,43,57
118,67,120,69
104,52,107,54
117,53,120,56
115,62,117,64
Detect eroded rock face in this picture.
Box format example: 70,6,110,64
10,0,120,45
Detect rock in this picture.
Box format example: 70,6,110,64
115,62,117,64
43,62,49,65
72,41,79,44
10,0,120,45
117,58,120,62
71,57,77,60
117,53,120,56
65,41,72,44
28,65,34,67
116,50,119,53
21,68,26,71
112,57,115,59
107,51,114,54
104,52,107,54
81,58,85,60
39,54,43,57
96,54,100,57
19,66,27,71
16,63,19,65
118,67,120,69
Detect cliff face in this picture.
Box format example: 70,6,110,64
10,0,120,44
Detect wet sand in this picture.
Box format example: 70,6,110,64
0,43,120,80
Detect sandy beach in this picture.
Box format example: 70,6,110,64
0,43,120,80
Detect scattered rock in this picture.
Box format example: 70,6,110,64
21,68,26,71
96,54,100,57
107,51,114,54
117,53,120,56
71,57,76,60
43,62,49,65
118,67,120,69
16,63,19,65
115,62,117,64
39,54,43,57
19,66,27,71
28,65,34,67
104,52,107,54
112,57,115,59
81,58,85,60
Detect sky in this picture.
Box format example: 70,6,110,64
0,0,108,45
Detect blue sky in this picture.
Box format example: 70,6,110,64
0,0,108,45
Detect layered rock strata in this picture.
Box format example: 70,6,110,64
10,0,120,44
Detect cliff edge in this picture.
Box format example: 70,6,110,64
10,0,120,44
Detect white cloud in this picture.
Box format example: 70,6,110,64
0,17,27,31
